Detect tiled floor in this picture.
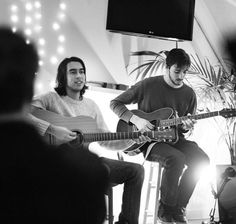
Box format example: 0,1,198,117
103,218,211,224
188,220,210,224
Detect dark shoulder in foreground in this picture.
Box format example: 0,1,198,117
0,120,108,223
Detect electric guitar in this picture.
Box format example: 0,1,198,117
117,107,236,155
31,108,175,154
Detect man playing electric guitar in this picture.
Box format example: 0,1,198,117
110,48,210,224
30,56,145,224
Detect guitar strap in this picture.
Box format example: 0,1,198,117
142,142,158,165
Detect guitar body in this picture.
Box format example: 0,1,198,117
31,108,100,145
117,108,178,155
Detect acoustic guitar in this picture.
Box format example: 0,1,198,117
31,108,175,155
117,107,236,155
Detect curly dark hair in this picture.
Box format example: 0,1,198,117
166,48,191,69
54,57,88,99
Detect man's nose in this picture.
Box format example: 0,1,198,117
179,72,185,78
75,72,83,77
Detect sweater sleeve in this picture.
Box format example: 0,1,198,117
29,92,54,135
188,90,197,115
88,98,136,150
110,81,143,123
178,89,197,134
28,113,50,136
92,100,109,132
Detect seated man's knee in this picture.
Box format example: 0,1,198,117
203,153,210,165
198,153,210,171
165,153,185,170
129,163,145,182
193,151,210,168
137,163,145,179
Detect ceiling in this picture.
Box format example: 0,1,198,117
204,0,236,39
1,0,236,89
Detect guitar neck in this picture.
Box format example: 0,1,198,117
83,131,154,142
160,111,220,127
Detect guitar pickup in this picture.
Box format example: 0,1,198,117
150,120,160,130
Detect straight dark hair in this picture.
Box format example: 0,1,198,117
54,57,88,99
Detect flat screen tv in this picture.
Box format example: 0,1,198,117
106,0,195,41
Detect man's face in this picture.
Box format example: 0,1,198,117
168,64,189,87
66,61,86,92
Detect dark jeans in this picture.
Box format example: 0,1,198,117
146,137,210,208
101,157,144,224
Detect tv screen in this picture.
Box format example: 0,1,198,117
106,0,195,41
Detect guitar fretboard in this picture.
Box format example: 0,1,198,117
83,131,165,142
160,111,220,127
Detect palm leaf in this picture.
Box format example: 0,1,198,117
191,55,209,78
129,61,154,76
140,63,154,80
128,50,168,80
131,51,163,57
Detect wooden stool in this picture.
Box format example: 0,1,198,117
143,161,163,224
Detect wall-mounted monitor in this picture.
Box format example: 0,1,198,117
106,0,195,41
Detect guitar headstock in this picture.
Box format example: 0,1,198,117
220,108,236,118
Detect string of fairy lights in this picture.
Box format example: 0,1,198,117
9,0,67,68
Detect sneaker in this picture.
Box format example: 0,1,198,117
172,207,188,224
114,221,129,224
157,201,174,223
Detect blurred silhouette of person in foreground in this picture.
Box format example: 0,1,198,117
226,35,236,92
0,26,108,224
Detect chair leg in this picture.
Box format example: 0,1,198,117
107,187,114,224
105,152,122,224
143,162,163,224
143,163,155,224
153,163,162,224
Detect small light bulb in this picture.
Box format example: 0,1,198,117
25,28,32,36
25,2,33,11
57,46,64,54
11,15,18,23
50,56,58,64
39,60,44,66
58,35,65,42
52,22,60,30
60,3,66,10
38,38,45,46
25,16,32,24
12,27,17,33
10,5,18,12
34,1,41,8
35,13,42,20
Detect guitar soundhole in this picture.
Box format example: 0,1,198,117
69,131,83,147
